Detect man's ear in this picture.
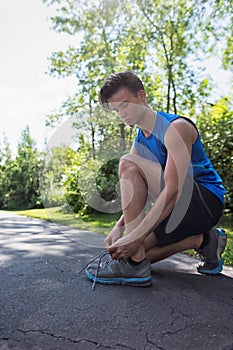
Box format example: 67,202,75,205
138,90,146,102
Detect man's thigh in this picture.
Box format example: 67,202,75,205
120,154,163,198
154,181,223,247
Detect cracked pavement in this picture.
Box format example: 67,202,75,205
0,211,233,350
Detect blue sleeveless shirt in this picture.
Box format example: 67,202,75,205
134,111,225,204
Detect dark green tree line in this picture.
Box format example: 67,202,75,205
0,127,42,209
197,98,233,210
1,0,232,212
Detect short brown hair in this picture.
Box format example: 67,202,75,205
99,71,144,110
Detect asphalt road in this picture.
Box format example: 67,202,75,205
0,211,233,350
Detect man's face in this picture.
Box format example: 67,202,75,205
109,87,147,127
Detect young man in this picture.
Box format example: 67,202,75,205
85,71,227,287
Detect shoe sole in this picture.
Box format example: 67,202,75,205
85,270,152,287
198,229,227,275
197,259,223,275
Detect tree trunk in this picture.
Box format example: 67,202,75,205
119,123,126,151
167,65,172,113
91,123,95,159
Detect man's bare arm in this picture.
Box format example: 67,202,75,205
108,120,196,258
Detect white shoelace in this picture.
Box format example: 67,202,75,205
78,251,111,290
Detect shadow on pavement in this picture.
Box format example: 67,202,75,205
0,212,233,350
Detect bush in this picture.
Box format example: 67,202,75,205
62,167,85,213
197,98,233,211
62,154,120,215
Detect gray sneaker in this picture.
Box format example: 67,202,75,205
197,228,227,275
85,252,152,289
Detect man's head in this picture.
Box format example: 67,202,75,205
99,71,145,110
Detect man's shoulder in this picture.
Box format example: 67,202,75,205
166,118,198,145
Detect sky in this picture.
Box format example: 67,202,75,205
0,0,79,154
0,0,232,155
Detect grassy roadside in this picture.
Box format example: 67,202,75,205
14,207,121,235
218,212,233,267
13,207,233,267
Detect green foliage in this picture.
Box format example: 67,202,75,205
223,35,233,71
40,146,77,207
197,98,233,210
63,167,85,213
0,138,12,208
219,212,233,266
1,0,232,218
41,0,232,215
96,159,119,202
60,135,129,215
136,0,201,115
43,0,233,128
62,153,114,215
39,128,132,215
61,146,88,213
0,127,42,210
15,206,122,235
201,0,233,70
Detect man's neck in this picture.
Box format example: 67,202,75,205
138,108,156,138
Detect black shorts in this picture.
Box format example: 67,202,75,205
154,180,224,247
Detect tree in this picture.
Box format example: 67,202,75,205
197,97,233,211
43,0,150,155
42,0,232,213
43,0,231,122
0,127,42,209
0,136,13,208
40,145,77,207
199,0,233,72
135,0,218,116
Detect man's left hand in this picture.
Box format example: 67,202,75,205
108,234,143,260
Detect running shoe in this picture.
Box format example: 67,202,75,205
83,251,152,289
197,228,227,275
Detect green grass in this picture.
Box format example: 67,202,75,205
219,212,233,267
14,207,121,235
184,212,233,267
12,207,233,267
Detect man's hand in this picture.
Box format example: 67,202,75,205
108,233,143,260
104,226,124,250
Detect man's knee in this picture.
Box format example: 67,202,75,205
118,156,141,178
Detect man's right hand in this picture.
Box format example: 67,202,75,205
104,226,124,250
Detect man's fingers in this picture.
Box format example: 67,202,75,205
108,246,118,258
111,253,119,260
109,246,125,259
106,242,112,250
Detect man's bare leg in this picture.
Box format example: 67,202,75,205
144,232,203,264
118,155,204,264
119,155,162,262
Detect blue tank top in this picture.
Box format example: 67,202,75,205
134,111,225,204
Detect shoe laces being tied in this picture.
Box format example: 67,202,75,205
78,251,111,290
